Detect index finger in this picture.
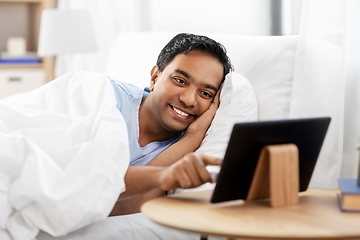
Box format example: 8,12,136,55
194,153,222,166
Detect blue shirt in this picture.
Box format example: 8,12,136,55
109,78,182,166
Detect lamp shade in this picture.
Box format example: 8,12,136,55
38,9,98,56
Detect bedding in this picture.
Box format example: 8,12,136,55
0,70,254,240
36,213,224,240
0,71,130,240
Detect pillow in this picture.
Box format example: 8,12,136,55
196,72,258,159
105,32,297,121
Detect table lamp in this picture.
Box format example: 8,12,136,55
37,9,98,81
38,9,98,56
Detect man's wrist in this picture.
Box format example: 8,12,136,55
183,130,205,149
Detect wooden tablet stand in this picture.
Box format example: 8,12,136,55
246,143,299,207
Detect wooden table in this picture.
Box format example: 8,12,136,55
141,189,360,239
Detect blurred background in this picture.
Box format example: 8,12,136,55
0,0,304,79
0,0,359,187
54,0,303,76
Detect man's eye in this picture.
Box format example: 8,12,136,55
173,77,186,85
200,91,213,98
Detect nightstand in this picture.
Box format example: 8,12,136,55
0,67,46,99
0,0,56,98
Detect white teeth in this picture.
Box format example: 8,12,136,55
173,107,189,117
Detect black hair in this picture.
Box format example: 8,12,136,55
156,33,233,82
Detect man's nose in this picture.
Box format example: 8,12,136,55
179,88,197,108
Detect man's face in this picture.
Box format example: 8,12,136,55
147,50,224,133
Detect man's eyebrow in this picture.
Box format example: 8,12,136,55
175,69,190,78
174,69,218,92
201,83,218,92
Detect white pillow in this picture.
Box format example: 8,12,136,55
196,72,258,159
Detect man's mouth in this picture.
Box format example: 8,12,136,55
171,106,190,117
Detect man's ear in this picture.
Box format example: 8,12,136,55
149,66,159,91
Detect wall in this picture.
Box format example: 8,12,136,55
146,0,272,35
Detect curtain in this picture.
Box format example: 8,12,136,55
292,0,360,188
342,0,360,179
55,0,143,78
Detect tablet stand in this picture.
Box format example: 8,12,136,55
246,143,299,207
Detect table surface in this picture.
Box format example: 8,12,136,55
141,189,360,239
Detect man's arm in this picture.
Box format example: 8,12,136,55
109,189,163,216
109,153,220,216
110,101,220,215
110,87,223,215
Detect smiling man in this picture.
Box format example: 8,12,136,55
109,33,233,215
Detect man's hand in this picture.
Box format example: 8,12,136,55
158,153,221,191
112,153,221,216
119,153,221,200
185,83,222,138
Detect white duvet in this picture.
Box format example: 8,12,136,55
0,71,130,240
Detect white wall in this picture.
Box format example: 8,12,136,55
54,0,292,77
147,0,272,35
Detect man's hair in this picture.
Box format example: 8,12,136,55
156,33,233,82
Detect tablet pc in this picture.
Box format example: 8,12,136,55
211,117,331,203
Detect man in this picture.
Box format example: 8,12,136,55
109,33,233,215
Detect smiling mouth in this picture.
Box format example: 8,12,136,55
171,106,191,117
